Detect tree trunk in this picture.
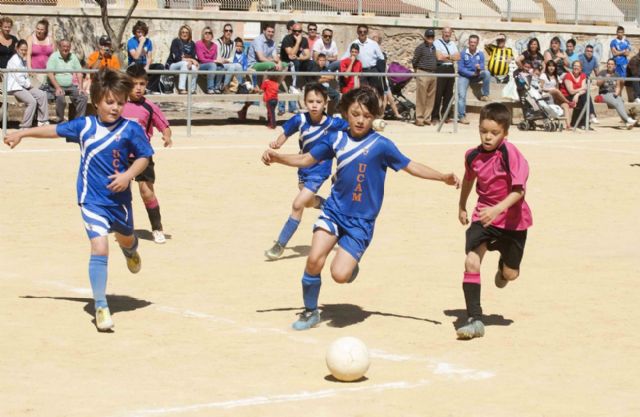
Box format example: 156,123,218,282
94,0,139,57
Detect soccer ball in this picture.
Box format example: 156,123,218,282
325,336,370,382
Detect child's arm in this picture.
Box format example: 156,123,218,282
403,161,460,187
160,127,173,148
3,125,60,148
107,157,150,193
458,177,475,225
269,132,288,149
478,186,525,227
261,149,317,168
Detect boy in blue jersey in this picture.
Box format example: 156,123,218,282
265,83,349,260
611,26,631,77
4,70,154,332
262,87,460,330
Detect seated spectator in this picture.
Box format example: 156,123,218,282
565,39,579,66
166,25,199,94
45,39,87,123
0,16,19,69
342,24,385,96
7,40,49,128
597,58,636,128
313,53,340,104
627,51,640,103
371,32,404,120
26,18,55,86
195,26,219,94
280,22,313,91
539,60,573,128
578,44,599,78
87,36,121,70
564,60,597,128
214,24,244,93
457,34,491,124
543,36,568,76
313,28,340,71
247,23,281,72
485,33,513,83
339,43,362,94
127,20,153,69
306,23,319,54
516,38,543,70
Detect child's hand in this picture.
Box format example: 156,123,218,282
269,139,282,149
3,131,23,148
479,206,501,227
458,208,469,225
442,172,461,188
107,172,132,193
163,136,173,148
261,149,277,165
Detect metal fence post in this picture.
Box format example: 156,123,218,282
636,0,640,25
187,71,192,137
435,0,440,19
2,72,8,136
507,0,512,22
574,0,579,24
357,0,363,15
585,77,590,130
453,70,458,134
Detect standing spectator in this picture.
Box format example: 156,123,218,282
342,24,385,96
485,33,513,83
0,17,18,69
214,24,243,93
166,25,199,95
564,60,597,128
306,23,319,54
539,60,573,129
516,37,543,69
86,36,121,70
313,53,340,104
26,18,55,75
339,43,362,94
195,26,219,94
626,51,640,103
543,36,568,76
280,22,313,91
565,39,579,66
276,20,299,115
412,28,437,126
313,28,340,71
127,21,153,69
457,34,491,124
45,39,87,123
597,58,636,128
432,26,460,123
261,72,280,129
578,45,599,78
610,26,631,77
7,40,49,128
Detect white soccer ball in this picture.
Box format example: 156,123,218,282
325,336,370,382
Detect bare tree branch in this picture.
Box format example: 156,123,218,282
117,0,139,50
94,0,139,56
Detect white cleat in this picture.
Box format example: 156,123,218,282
95,307,114,331
152,230,166,244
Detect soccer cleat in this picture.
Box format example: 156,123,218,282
95,307,114,331
626,118,636,129
264,241,285,260
125,251,142,274
495,269,509,288
456,318,485,340
347,264,360,283
590,115,599,124
152,230,166,244
292,309,321,330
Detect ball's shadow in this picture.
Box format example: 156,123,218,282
324,375,369,383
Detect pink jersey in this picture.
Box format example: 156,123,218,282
464,139,533,231
122,98,170,142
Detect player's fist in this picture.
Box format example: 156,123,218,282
262,149,277,165
269,140,281,149
3,132,22,149
458,208,469,225
479,206,500,227
442,172,461,188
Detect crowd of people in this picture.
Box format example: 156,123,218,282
2,15,640,130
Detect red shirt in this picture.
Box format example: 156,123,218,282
339,57,362,94
464,140,533,231
261,79,279,102
564,71,585,95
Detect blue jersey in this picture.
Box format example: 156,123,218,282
310,129,411,220
56,116,154,207
611,38,630,66
282,112,349,180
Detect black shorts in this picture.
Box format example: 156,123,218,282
128,156,156,183
465,222,528,269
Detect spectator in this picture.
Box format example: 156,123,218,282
578,44,599,78
232,37,253,92
195,26,219,94
626,51,640,103
539,60,573,129
247,23,281,72
45,39,87,123
166,25,199,94
370,32,403,120
432,26,460,123
313,28,340,71
276,20,298,115
280,22,313,90
597,58,636,128
457,34,491,124
342,24,385,96
564,60,597,128
26,18,55,74
516,37,543,69
313,53,340,104
214,23,243,93
485,33,513,83
339,43,362,94
0,17,18,69
127,20,153,69
306,23,319,53
610,26,631,77
565,39,579,66
86,36,121,70
543,36,568,76
261,72,280,129
412,28,437,126
7,39,49,128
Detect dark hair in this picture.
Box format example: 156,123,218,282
527,37,540,52
350,43,360,52
304,82,328,102
36,19,49,35
339,87,381,118
607,58,616,65
469,34,479,42
316,53,327,59
263,22,275,31
322,28,333,35
126,63,148,80
566,38,576,47
479,103,511,131
286,20,296,30
357,24,369,32
132,20,149,36
617,26,625,32
16,39,28,49
545,60,558,79
585,44,594,50
90,69,133,105
234,37,244,44
308,22,317,29
223,23,233,31
550,36,561,44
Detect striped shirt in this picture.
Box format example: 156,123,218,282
485,44,513,76
412,42,437,72
215,38,234,61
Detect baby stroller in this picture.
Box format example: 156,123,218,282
515,69,564,132
384,62,416,122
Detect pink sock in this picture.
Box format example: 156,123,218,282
463,272,481,284
144,198,159,210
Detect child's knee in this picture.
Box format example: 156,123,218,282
305,255,325,275
291,200,305,214
330,263,352,284
464,253,481,272
502,267,519,281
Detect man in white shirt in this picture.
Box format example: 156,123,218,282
342,24,385,95
313,28,340,71
432,26,460,122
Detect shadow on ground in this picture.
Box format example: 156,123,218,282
135,229,173,242
443,309,513,329
21,294,152,317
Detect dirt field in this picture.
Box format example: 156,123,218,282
1,116,639,417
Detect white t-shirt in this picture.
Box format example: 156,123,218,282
313,40,338,59
540,72,565,91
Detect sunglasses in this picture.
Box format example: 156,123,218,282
309,28,317,31
204,31,213,35
224,29,233,32
358,30,367,34
322,34,332,38
292,30,302,34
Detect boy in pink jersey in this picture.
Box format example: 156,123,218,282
122,64,173,244
457,102,533,340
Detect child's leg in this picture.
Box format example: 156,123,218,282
463,243,487,319
302,229,338,310
329,247,359,284
115,232,141,274
89,236,109,309
277,187,316,244
138,181,163,232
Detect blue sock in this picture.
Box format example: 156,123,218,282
89,255,108,309
120,236,138,258
277,216,300,246
301,272,321,311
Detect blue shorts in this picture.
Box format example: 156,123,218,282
313,206,375,261
80,203,134,239
298,173,329,194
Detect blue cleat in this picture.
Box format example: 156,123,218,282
292,309,321,331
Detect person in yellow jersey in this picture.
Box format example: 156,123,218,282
484,33,513,84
